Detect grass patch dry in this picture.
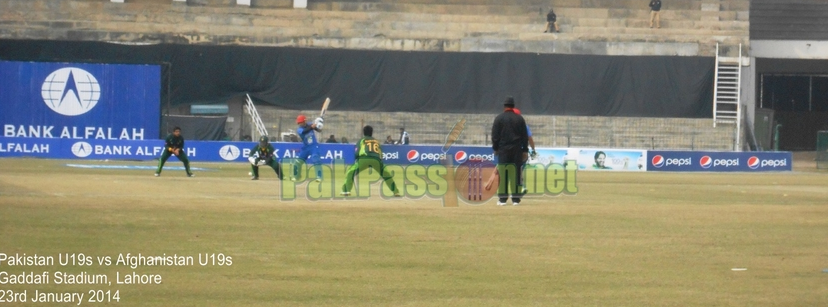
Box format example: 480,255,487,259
1,158,827,306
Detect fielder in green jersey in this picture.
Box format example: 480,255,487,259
341,125,400,197
155,126,193,177
249,136,283,180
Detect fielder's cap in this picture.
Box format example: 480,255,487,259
504,97,516,106
296,115,306,123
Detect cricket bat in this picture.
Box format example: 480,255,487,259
441,118,466,207
441,118,466,154
484,168,499,191
319,97,331,118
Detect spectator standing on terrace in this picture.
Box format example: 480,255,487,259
384,135,395,145
544,8,560,33
649,0,662,28
326,134,338,143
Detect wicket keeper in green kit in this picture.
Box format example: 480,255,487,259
155,126,194,177
341,125,401,197
249,136,283,180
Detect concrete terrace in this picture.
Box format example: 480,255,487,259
0,0,749,56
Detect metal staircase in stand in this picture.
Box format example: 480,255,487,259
245,94,269,140
712,43,743,150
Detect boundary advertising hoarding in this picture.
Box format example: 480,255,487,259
0,61,161,142
648,151,792,172
526,148,647,172
0,137,793,173
0,138,354,164
0,138,646,171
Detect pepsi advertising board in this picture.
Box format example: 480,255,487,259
0,137,497,166
0,61,161,141
648,151,792,172
380,145,496,165
0,136,795,173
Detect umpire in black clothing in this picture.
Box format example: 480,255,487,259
491,97,529,205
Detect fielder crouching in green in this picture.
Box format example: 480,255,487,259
341,125,401,197
155,126,193,177
249,136,282,180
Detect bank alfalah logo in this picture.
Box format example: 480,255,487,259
41,67,101,116
71,141,93,158
219,145,241,161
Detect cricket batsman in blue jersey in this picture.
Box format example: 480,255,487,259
292,114,324,182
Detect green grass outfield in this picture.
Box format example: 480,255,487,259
1,158,827,306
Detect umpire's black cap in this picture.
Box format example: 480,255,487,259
503,96,516,107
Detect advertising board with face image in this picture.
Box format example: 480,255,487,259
526,148,646,172
576,149,647,171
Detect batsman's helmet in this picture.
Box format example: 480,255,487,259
296,115,307,123
259,136,268,143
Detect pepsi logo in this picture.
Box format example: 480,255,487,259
469,153,495,161
381,151,399,160
651,155,665,168
700,156,713,169
713,158,739,167
761,159,787,167
454,151,468,163
420,152,448,162
407,150,420,163
747,156,760,169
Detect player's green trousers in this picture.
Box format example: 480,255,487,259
156,150,192,175
342,157,398,193
252,160,282,179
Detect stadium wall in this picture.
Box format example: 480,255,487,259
750,0,828,41
0,39,714,119
749,1,828,150
246,107,734,151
